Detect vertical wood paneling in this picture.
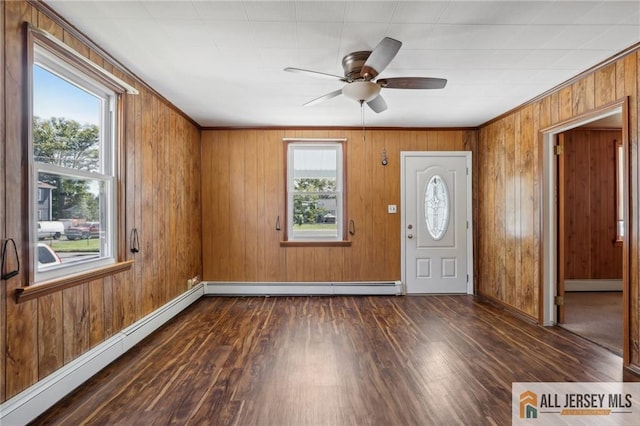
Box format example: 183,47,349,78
563,129,622,279
572,74,595,116
128,82,143,320
265,131,286,281
520,105,538,315
37,293,63,379
559,86,573,122
384,130,401,279
244,131,259,281
62,285,89,363
102,275,114,339
88,278,104,347
344,129,365,281
1,1,202,402
5,0,39,398
0,0,6,403
595,64,617,107
201,129,473,283
370,132,386,279
229,131,247,280
151,95,163,308
140,89,155,314
505,115,517,307
477,48,640,369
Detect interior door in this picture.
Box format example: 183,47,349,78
402,152,472,294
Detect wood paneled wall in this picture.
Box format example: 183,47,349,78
477,52,640,367
201,129,476,283
1,1,201,401
0,0,6,405
563,129,623,280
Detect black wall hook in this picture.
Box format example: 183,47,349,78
130,228,140,253
1,238,20,280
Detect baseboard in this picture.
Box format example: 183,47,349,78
204,281,403,296
564,279,623,292
475,293,540,325
0,284,204,426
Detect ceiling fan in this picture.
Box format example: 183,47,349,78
284,37,447,113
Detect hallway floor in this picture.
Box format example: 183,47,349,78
561,291,623,355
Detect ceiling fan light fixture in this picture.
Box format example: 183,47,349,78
342,81,380,103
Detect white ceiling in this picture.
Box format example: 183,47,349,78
45,1,640,128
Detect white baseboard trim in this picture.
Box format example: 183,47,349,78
0,284,204,426
565,279,623,292
204,281,403,296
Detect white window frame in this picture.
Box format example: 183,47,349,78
30,43,118,282
285,139,346,242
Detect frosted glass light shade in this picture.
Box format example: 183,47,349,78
342,81,381,102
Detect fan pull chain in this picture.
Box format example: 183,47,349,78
360,100,366,143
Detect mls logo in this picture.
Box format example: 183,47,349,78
520,391,538,419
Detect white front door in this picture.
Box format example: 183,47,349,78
402,152,472,294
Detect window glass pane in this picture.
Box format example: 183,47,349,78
293,177,337,192
33,65,102,172
424,175,450,240
293,148,337,179
36,172,108,272
292,194,338,239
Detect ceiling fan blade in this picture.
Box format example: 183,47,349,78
303,89,343,107
284,67,345,81
367,94,388,113
377,77,447,89
360,37,402,80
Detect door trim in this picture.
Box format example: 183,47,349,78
539,99,629,364
400,151,474,295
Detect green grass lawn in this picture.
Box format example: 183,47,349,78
293,223,337,230
47,238,100,252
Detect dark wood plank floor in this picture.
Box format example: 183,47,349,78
33,296,639,425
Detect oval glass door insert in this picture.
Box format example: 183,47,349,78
424,175,449,240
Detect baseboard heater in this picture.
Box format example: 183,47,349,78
204,281,403,296
0,284,204,426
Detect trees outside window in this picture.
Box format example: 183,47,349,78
31,44,117,281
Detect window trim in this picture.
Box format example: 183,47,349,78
282,138,350,247
22,24,133,293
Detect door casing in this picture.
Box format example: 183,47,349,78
540,99,629,364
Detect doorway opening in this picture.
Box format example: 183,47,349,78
541,100,628,360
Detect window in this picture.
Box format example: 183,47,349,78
285,139,348,244
30,35,118,282
424,175,450,240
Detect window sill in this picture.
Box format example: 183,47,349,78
280,241,352,247
15,260,134,303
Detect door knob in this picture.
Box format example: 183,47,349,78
408,234,413,239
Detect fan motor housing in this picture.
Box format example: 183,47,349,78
341,51,371,80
